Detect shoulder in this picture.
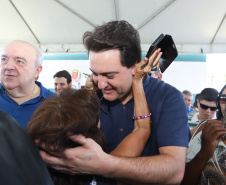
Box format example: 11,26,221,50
35,81,56,99
190,112,200,122
145,76,184,105
0,83,4,93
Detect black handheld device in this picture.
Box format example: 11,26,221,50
142,34,178,73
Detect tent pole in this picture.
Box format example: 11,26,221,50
114,0,118,21
8,0,40,44
54,0,95,28
137,0,176,30
211,13,226,45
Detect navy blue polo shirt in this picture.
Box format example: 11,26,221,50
0,81,55,129
100,75,190,156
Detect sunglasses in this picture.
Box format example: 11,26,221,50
218,94,226,104
199,102,218,111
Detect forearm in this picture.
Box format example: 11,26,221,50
132,78,150,124
110,129,150,157
181,151,209,185
103,148,186,184
111,78,151,157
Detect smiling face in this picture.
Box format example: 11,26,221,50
197,99,217,120
90,49,135,104
54,77,71,95
0,41,41,91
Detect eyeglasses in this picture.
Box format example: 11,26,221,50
218,94,226,104
199,102,217,111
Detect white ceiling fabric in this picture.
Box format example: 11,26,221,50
0,0,226,54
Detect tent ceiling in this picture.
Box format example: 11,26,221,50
0,0,226,54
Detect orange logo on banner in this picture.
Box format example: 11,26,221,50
72,69,81,82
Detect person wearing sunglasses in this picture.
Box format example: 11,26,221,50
181,85,226,185
189,88,219,129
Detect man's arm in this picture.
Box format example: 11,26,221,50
106,146,187,185
40,135,186,184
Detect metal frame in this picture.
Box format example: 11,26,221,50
211,13,226,44
137,0,176,30
8,0,40,44
54,0,96,28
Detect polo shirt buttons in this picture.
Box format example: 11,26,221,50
120,128,124,132
18,106,20,108
122,106,126,109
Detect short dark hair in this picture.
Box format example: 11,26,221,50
83,20,141,68
182,90,192,96
193,93,200,108
26,89,105,185
53,70,72,84
217,85,226,120
199,88,219,102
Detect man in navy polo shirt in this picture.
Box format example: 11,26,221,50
0,40,55,128
40,20,190,184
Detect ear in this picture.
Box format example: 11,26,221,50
197,99,200,107
131,62,137,75
35,66,42,79
69,82,72,87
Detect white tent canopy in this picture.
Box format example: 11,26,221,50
0,0,226,54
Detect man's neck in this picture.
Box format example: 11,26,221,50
119,90,133,105
5,83,39,105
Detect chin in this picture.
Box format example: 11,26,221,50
103,94,118,102
3,83,16,90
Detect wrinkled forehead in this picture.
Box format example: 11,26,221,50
2,41,37,63
183,94,192,100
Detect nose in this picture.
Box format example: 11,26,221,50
97,76,107,89
57,84,61,90
206,108,211,113
4,60,15,70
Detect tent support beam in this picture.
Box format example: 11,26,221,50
137,0,176,30
54,0,95,28
8,0,40,44
211,13,226,44
114,0,118,20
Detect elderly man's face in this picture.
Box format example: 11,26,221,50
0,41,41,91
183,94,193,109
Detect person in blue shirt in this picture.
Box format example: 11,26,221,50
182,90,194,115
39,20,190,184
0,40,55,128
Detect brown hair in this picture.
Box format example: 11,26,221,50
26,88,105,185
83,20,141,68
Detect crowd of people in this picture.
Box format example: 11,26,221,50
0,20,225,185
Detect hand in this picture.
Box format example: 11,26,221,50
38,134,108,175
85,74,98,91
134,48,162,80
199,120,226,159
